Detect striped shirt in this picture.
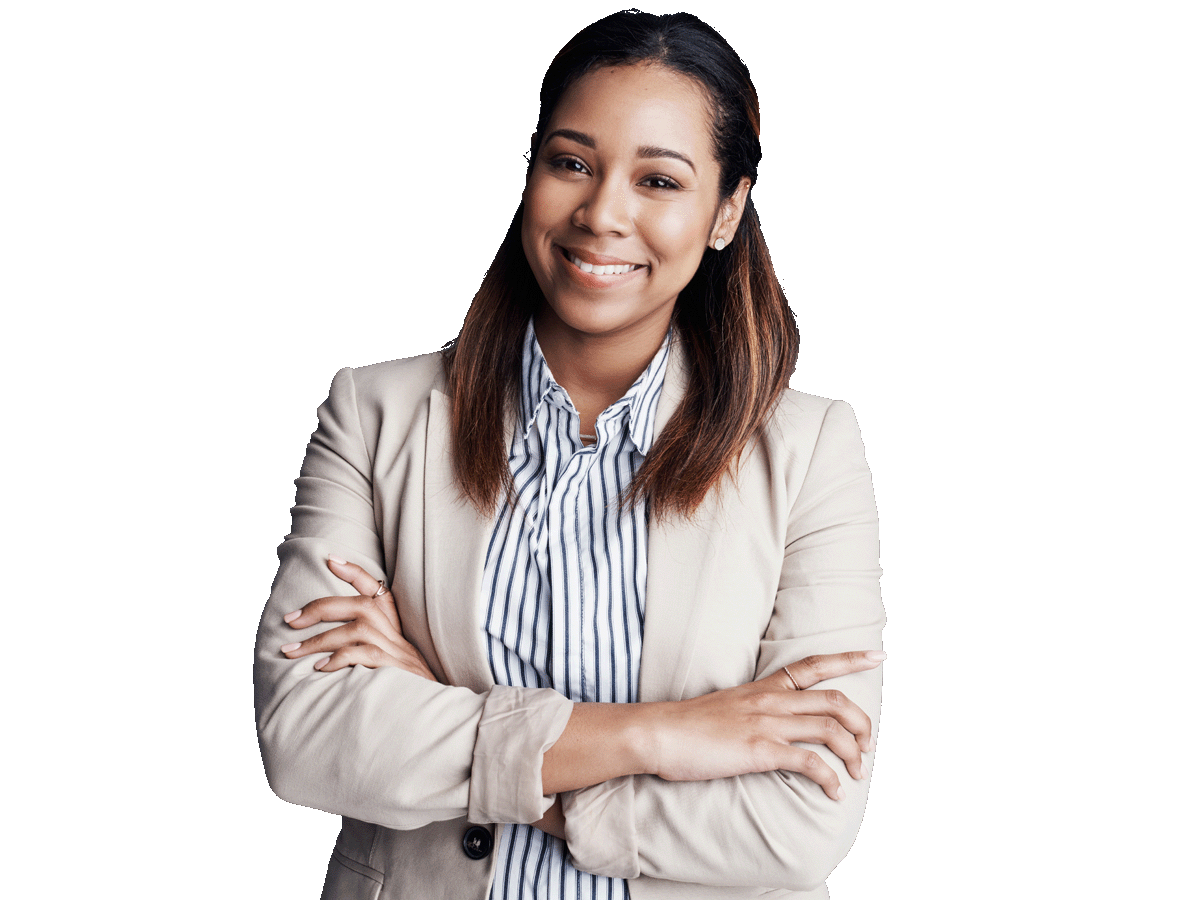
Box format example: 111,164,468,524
482,320,670,900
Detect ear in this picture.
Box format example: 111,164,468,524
709,177,752,249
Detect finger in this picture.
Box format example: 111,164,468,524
314,643,404,673
326,555,390,600
284,595,399,638
785,650,886,690
282,620,409,661
785,689,874,754
778,746,845,801
325,556,403,634
781,715,865,780
312,640,439,682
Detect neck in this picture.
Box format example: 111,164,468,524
533,307,669,435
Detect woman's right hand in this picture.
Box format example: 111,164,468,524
642,651,884,800
544,650,883,802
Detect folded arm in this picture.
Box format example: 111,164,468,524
558,399,885,890
260,376,883,888
254,366,573,830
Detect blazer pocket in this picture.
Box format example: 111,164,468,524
320,848,383,900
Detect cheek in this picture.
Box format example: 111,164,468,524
521,184,556,267
640,204,712,269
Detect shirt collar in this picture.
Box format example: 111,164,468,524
518,319,671,455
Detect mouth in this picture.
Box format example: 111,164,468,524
559,246,644,277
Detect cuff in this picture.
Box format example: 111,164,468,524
467,685,574,825
562,774,639,878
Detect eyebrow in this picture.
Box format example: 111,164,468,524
636,145,695,172
544,129,696,173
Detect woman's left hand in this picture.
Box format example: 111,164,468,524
279,556,437,682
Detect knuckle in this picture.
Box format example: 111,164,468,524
747,736,776,770
745,690,774,713
821,716,840,737
824,689,847,709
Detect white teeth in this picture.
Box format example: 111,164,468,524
569,254,636,276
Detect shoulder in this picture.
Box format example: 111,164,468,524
758,389,870,490
343,349,446,398
324,350,446,409
767,389,862,449
318,350,447,443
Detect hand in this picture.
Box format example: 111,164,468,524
279,556,437,682
644,650,884,800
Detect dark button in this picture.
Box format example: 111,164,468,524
462,825,493,860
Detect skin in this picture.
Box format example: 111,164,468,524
521,63,749,431
279,64,885,838
283,558,883,836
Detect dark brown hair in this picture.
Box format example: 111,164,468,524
443,10,798,520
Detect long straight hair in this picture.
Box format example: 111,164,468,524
443,11,798,521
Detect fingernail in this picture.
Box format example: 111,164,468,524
328,555,348,566
283,610,301,624
836,786,846,800
281,642,301,653
865,650,887,662
314,657,328,670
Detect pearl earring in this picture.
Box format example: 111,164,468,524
713,238,726,251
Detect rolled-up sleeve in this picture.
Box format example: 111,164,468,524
254,366,573,830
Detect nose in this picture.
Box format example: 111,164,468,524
571,174,632,236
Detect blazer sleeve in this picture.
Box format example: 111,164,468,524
559,399,885,891
254,366,573,830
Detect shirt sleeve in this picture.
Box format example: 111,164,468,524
559,399,885,891
254,366,573,830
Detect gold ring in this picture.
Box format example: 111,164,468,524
782,665,801,691
372,580,388,598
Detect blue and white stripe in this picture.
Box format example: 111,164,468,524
482,320,670,900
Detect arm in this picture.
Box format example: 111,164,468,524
254,367,573,830
558,399,885,890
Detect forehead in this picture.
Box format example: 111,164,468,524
547,63,716,162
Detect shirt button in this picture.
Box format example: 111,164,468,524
462,825,494,860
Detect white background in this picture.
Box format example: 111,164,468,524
3,1,1196,896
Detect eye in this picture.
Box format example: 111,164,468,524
547,155,590,175
641,174,682,191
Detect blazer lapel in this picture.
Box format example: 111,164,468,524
422,344,719,703
423,388,496,694
640,343,723,702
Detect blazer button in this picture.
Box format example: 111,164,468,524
462,825,494,860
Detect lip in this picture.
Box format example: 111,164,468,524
555,245,644,289
559,245,640,267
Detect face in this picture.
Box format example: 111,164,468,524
521,63,746,347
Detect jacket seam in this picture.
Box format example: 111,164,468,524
331,847,385,885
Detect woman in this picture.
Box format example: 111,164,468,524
255,10,885,900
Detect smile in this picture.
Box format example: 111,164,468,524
560,247,642,276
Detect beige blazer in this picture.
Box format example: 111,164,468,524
254,344,884,900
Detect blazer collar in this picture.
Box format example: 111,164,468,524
423,336,717,701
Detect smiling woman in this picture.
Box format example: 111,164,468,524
255,10,885,900
522,63,746,359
